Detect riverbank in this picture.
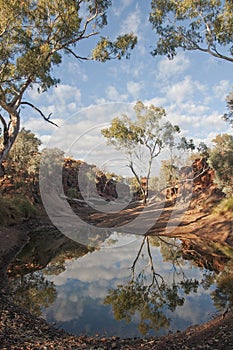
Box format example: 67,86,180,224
0,205,233,349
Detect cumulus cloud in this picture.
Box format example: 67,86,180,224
163,76,206,104
119,5,142,36
46,84,81,105
126,81,142,98
24,84,82,122
105,85,128,102
157,53,190,80
213,80,231,101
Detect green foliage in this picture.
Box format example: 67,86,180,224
104,280,171,335
197,141,210,158
0,196,37,225
223,90,233,126
6,128,41,174
177,136,195,152
212,261,233,311
149,0,233,62
40,147,65,179
159,160,178,188
213,197,233,215
92,33,137,61
0,0,136,97
66,187,78,199
210,133,233,195
9,271,57,316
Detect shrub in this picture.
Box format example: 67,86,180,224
213,197,233,215
0,196,37,225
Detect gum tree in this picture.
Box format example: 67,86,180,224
149,0,233,62
223,90,233,127
149,1,233,129
101,101,180,204
0,0,137,173
210,133,233,195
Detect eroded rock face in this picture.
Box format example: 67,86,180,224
95,172,118,201
192,158,215,191
62,160,118,202
165,158,222,204
0,157,119,203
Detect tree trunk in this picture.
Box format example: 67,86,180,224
0,110,20,174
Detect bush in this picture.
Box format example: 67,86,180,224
0,196,37,225
213,197,233,215
66,187,78,199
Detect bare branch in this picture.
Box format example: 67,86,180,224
130,236,147,275
146,237,164,290
64,47,91,61
20,101,59,127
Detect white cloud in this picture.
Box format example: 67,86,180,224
22,117,62,132
157,53,190,80
66,61,88,82
163,76,206,104
213,80,231,101
144,97,167,107
24,84,82,122
110,60,145,80
120,5,141,36
126,81,142,98
113,0,134,16
105,85,128,101
46,84,81,105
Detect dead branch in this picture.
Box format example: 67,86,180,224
20,102,59,127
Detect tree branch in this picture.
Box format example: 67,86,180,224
176,27,233,63
20,101,59,127
63,47,91,61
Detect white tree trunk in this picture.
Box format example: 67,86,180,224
0,110,20,172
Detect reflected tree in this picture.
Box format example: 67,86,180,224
212,260,233,312
104,236,199,335
9,271,57,316
8,228,94,277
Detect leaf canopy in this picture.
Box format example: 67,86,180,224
0,0,137,106
149,0,233,62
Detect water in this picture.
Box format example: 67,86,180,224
8,229,233,338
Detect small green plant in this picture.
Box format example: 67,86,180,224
213,197,233,216
66,187,78,199
14,197,37,219
0,196,37,225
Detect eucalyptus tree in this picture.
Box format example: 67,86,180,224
6,128,41,175
223,90,233,126
0,0,137,172
101,101,180,204
210,133,233,195
149,0,233,62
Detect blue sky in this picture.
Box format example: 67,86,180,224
22,0,232,176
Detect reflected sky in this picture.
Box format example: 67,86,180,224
39,232,219,337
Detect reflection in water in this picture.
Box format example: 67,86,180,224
9,271,57,316
8,229,233,337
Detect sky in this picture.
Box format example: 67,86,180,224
22,0,233,177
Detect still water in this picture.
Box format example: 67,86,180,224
8,229,233,338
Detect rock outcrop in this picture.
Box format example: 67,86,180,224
165,157,224,205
